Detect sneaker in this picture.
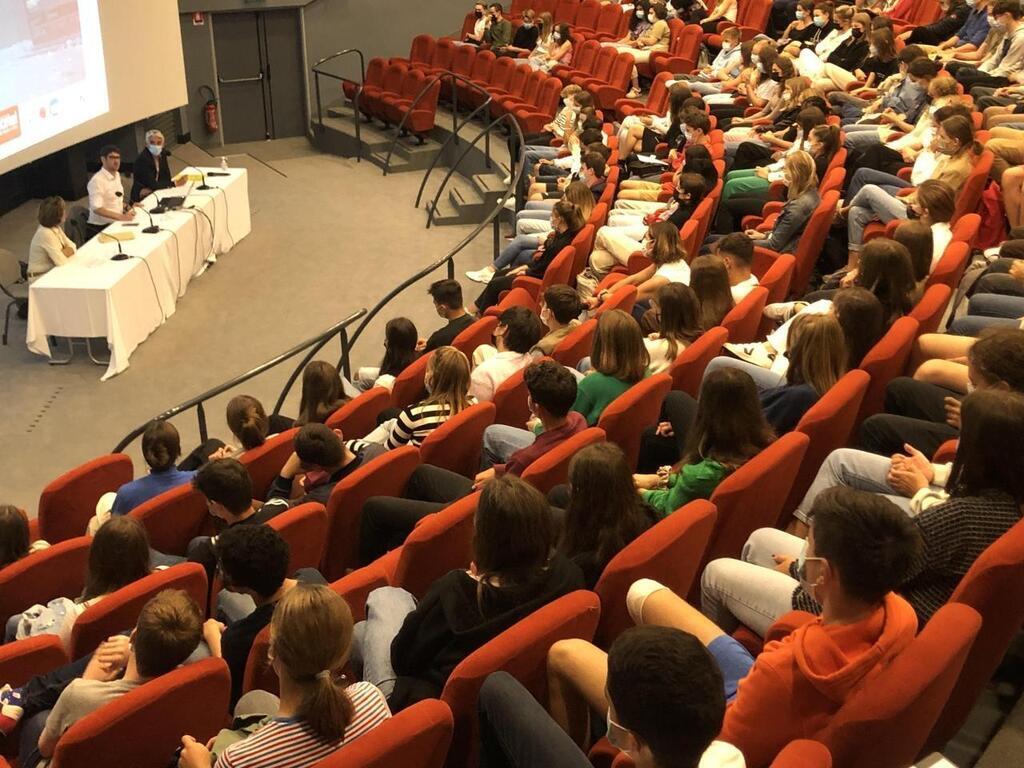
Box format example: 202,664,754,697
502,197,517,211
724,342,775,369
0,685,24,736
466,266,497,283
625,88,642,99
502,173,512,185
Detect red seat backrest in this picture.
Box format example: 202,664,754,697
487,56,518,92
568,39,600,75
419,402,497,478
449,43,476,79
517,69,546,107
594,284,637,318
408,34,436,67
310,699,454,768
589,47,617,82
738,0,772,31
594,4,625,35
925,241,970,292
910,284,952,337
239,427,298,500
926,518,1024,752
855,316,920,427
721,286,768,344
381,63,409,97
953,151,992,223
442,591,601,768
37,454,133,544
950,212,980,248
792,190,840,297
783,370,871,526
362,58,386,89
594,499,717,647
818,603,980,768
129,483,211,556
538,246,576,294
69,563,208,660
770,740,833,768
391,352,432,409
321,446,421,580
52,658,229,768
468,48,496,83
430,39,456,70
554,0,579,23
267,501,329,575
570,224,596,283
392,493,481,599
704,432,810,569
326,387,392,440
605,52,635,89
505,65,532,100
551,318,597,368
451,316,498,359
597,374,673,470
492,363,532,428
668,326,729,397
575,0,602,30
644,72,674,113
757,252,796,307
520,427,607,494
0,635,69,690
401,68,427,102
0,537,91,628
528,76,563,115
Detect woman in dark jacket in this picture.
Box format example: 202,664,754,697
352,475,584,711
471,199,584,314
129,129,178,203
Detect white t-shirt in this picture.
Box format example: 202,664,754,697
700,739,747,766
86,168,126,225
654,258,692,285
731,275,760,303
469,350,531,402
931,222,952,270
766,298,833,358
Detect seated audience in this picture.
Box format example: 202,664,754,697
27,197,75,282
294,360,349,427
716,233,760,303
354,317,419,391
743,152,821,256
111,421,197,516
532,285,582,355
573,310,650,426
643,283,703,373
0,505,48,569
469,308,546,402
422,279,474,352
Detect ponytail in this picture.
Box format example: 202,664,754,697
304,673,355,742
226,395,269,450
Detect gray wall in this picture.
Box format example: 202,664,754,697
177,0,467,150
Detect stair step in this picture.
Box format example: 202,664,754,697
426,197,466,226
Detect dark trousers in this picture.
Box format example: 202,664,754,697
358,464,474,565
478,672,592,768
722,192,770,232
637,389,699,472
858,376,960,457
953,64,1010,92
178,439,227,472
475,272,519,313
84,223,107,240
857,144,908,178
16,651,92,768
732,141,775,171
975,258,1024,297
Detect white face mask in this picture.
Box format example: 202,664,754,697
648,13,657,22
751,53,761,65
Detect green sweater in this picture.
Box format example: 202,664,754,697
642,459,730,518
572,372,633,426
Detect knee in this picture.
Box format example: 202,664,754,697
547,638,592,676
913,358,952,384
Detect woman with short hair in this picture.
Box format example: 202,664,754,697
27,197,75,281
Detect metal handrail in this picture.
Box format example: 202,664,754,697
312,49,366,162
382,70,496,176
112,309,367,453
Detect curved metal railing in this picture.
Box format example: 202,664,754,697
312,49,366,161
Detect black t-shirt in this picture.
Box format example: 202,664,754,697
424,313,474,352
509,24,539,50
221,602,274,708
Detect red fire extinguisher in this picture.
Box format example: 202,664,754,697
200,85,219,133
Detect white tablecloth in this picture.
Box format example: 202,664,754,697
26,167,251,380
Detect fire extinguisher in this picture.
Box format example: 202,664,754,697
199,85,219,133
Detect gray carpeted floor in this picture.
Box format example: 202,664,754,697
0,139,497,512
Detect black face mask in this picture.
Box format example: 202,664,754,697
770,71,782,81
850,27,864,38
475,9,483,17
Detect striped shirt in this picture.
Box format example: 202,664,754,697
385,401,466,449
216,682,391,768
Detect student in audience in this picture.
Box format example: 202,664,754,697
352,475,583,710
689,255,736,330
716,233,761,302
464,1,491,45
833,46,931,125
421,280,474,353
528,20,573,71
179,584,390,768
4,589,202,768
743,151,820,256
532,285,582,355
859,327,1024,456
494,7,539,57
294,361,348,426
948,0,1024,92
358,360,585,563
718,389,1024,637
573,310,650,426
556,443,659,588
364,346,473,447
478,626,743,768
825,236,916,324
642,283,703,373
27,197,75,281
892,219,937,298
607,2,672,99
224,395,271,455
110,421,196,515
634,367,776,518
354,317,419,391
470,308,546,402
0,505,48,569
6,516,152,647
606,486,921,768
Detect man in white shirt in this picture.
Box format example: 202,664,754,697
469,306,545,401
86,145,134,239
715,233,760,302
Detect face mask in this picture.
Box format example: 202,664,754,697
796,541,826,597
966,0,975,6
475,9,483,17
814,16,827,26
769,69,782,80
683,128,694,143
751,53,761,65
988,14,1000,27
540,306,551,324
147,144,161,156
522,20,534,27
636,8,644,17
870,46,879,56
851,27,863,38
796,9,806,18
722,42,735,52
783,90,793,100
648,13,657,22
553,32,562,41
966,379,976,393
936,138,958,155
606,710,632,753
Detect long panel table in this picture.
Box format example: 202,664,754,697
26,167,251,380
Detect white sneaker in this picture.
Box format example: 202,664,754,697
502,197,517,211
502,173,512,185
724,342,775,369
466,266,497,283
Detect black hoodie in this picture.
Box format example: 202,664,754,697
387,554,584,710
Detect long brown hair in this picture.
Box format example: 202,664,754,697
683,367,775,470
948,389,1024,504
855,237,915,324
226,395,269,451
786,313,848,394
833,287,885,369
563,181,595,221
296,361,346,426
83,516,151,600
270,584,355,742
893,220,933,283
648,221,687,267
422,346,472,414
653,283,702,362
0,505,30,569
689,255,735,330
591,310,649,384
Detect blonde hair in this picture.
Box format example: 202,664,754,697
423,346,472,414
783,76,811,105
538,11,554,40
563,181,595,221
592,310,649,384
786,312,847,394
928,75,959,100
560,83,583,100
270,585,355,742
784,150,818,200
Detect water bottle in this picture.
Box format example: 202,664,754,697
220,156,228,170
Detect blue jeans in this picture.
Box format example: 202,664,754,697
846,167,912,200
350,586,417,700
948,315,1021,335
703,356,785,392
482,424,536,467
793,447,918,524
848,184,907,251
843,126,883,154
496,234,543,269
966,292,1024,319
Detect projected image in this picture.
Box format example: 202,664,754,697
0,0,108,162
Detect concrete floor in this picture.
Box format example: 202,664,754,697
0,137,497,512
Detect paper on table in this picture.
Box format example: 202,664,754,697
99,231,137,242
636,154,668,165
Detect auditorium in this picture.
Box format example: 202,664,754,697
0,0,1022,765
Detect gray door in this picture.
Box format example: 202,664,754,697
212,10,305,144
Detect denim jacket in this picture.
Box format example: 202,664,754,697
765,189,820,254
882,77,927,124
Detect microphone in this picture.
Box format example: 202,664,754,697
106,235,130,261
196,167,212,191
142,207,160,234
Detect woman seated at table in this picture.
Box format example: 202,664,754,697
130,129,183,203
27,197,76,282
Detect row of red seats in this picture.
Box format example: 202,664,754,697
455,0,631,44
343,61,442,139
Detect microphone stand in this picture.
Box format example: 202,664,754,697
196,167,212,191
142,207,161,234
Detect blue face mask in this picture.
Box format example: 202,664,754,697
813,16,827,26
147,144,162,156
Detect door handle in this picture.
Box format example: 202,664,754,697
218,72,264,84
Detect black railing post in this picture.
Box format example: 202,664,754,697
447,257,455,281
339,328,352,380
196,402,209,443
315,71,323,132
493,215,500,260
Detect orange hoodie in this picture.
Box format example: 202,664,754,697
719,593,918,768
